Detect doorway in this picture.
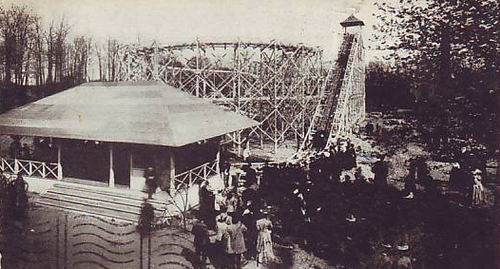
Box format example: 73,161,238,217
62,140,109,183
113,145,131,187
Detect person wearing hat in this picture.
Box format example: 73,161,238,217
242,203,257,261
215,212,231,266
192,219,210,269
225,191,240,217
144,167,157,199
256,208,275,266
471,169,485,207
199,180,216,229
222,161,231,188
372,155,389,191
402,165,417,200
224,215,247,269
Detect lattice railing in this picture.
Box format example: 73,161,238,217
171,159,219,193
0,157,60,179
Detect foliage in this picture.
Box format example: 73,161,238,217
366,61,415,111
372,0,499,93
371,0,498,153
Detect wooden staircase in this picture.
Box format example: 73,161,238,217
37,183,168,223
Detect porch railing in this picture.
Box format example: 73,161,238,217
0,157,61,179
171,159,219,193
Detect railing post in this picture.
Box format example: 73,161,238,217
169,153,176,196
42,163,46,178
57,143,63,180
29,161,33,176
14,158,19,175
109,144,115,188
216,152,221,175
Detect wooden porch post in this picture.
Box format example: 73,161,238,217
109,144,115,188
169,153,175,196
129,152,133,186
57,143,63,180
216,151,221,175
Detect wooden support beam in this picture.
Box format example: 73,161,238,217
109,144,115,188
57,143,63,180
169,152,176,196
129,152,133,188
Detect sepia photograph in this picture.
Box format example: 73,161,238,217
0,0,497,268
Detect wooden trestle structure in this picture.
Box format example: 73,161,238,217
111,15,366,155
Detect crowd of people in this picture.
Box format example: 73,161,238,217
187,131,491,268
256,136,489,268
193,163,276,269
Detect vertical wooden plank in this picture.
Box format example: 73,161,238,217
57,143,63,180
129,151,133,187
109,144,115,188
169,153,175,196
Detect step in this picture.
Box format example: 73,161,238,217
46,187,166,211
41,192,164,216
37,199,140,222
53,182,148,200
52,183,166,208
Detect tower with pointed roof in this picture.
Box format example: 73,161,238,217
340,14,365,34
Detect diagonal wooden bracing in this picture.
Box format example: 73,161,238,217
115,36,365,157
115,41,325,154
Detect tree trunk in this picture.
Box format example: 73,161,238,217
437,27,452,98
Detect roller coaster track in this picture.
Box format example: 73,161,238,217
298,32,365,155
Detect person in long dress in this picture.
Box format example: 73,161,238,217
256,211,275,266
199,180,216,228
472,169,485,207
224,216,247,269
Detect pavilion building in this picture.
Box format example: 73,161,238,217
0,81,258,194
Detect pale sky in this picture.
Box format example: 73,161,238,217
5,0,380,60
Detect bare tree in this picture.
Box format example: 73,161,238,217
106,39,120,81
0,4,38,85
68,35,92,83
32,17,44,86
94,42,105,81
45,20,55,84
53,19,70,83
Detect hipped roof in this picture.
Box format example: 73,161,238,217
0,82,258,147
340,15,365,27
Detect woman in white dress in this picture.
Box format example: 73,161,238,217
256,211,275,266
472,169,485,207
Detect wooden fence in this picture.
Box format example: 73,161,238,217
171,159,219,193
0,157,61,179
